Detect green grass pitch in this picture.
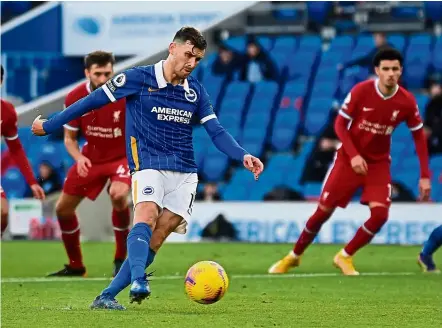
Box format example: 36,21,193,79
1,242,441,328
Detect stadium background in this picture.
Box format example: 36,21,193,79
1,1,442,243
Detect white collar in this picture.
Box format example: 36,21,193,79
154,60,190,93
86,81,92,94
374,78,399,100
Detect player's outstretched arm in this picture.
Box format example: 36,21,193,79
32,68,142,136
32,88,111,136
203,118,264,179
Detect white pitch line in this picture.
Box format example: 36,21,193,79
0,272,418,284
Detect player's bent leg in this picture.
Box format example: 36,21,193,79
127,201,160,304
418,225,442,273
1,197,9,237
48,192,86,277
334,203,389,276
109,181,131,276
268,204,335,274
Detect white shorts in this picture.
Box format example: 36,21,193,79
131,169,198,234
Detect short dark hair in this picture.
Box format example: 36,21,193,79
373,48,403,67
1,65,3,82
84,51,115,70
173,26,207,50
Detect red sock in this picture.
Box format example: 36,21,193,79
344,207,389,256
293,207,332,256
58,214,84,269
112,207,130,260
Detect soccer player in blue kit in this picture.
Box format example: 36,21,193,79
32,27,264,310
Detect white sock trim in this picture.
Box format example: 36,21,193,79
61,226,80,234
340,249,350,258
361,224,375,236
113,226,130,231
289,250,300,258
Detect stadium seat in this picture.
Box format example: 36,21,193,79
329,35,354,53
224,36,247,52
201,151,229,182
2,168,27,198
271,110,301,151
256,36,274,52
387,34,406,54
298,35,322,53
202,74,225,109
432,36,442,73
315,67,339,83
311,82,338,99
304,182,323,199
273,36,297,54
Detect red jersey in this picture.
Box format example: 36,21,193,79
64,82,126,164
1,99,19,141
337,79,423,163
1,99,37,186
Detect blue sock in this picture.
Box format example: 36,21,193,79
101,248,157,298
422,225,442,256
127,222,152,282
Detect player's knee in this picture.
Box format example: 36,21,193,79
365,206,389,234
55,200,76,220
109,185,129,210
306,206,334,232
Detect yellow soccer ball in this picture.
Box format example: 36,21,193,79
184,261,229,304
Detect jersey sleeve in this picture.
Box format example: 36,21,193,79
101,68,144,103
197,85,217,124
406,96,424,131
339,85,362,121
63,93,80,131
2,103,19,140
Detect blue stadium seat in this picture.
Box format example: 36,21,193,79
329,35,354,53
270,52,289,77
287,52,317,80
2,168,27,198
305,111,330,135
298,36,322,53
304,182,323,198
315,67,339,83
218,113,242,130
256,36,274,52
224,36,247,52
311,82,338,99
283,81,308,100
201,150,229,182
273,36,297,54
202,74,225,109
414,94,429,117
432,37,442,73
387,34,406,54
319,50,345,67
38,142,68,169
271,110,301,151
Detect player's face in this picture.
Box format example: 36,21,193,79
375,60,402,89
171,41,205,79
85,63,114,90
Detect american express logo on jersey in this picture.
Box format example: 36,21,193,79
151,106,193,124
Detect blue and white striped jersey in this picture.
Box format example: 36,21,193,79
102,61,216,173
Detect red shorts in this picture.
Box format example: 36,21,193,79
63,157,131,201
320,157,392,208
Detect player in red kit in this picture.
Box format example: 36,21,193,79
269,48,431,275
1,66,45,235
47,52,131,277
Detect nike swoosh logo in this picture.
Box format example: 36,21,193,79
363,107,375,112
137,238,148,244
148,87,159,92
